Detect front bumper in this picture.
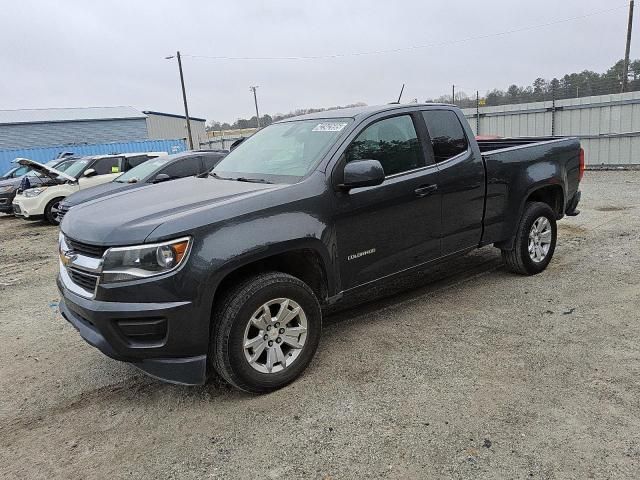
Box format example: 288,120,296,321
12,196,44,219
0,192,16,213
57,274,208,385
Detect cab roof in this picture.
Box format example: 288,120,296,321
282,103,453,122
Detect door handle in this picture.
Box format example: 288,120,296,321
414,184,438,197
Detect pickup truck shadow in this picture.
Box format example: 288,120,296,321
324,248,504,326
109,249,506,400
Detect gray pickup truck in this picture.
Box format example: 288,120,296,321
57,104,583,393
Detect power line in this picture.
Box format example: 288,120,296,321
182,4,630,62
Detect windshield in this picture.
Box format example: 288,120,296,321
213,118,352,181
52,159,76,172
115,157,171,183
62,159,90,178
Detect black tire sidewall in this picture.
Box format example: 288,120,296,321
517,203,557,274
220,276,321,392
44,197,63,225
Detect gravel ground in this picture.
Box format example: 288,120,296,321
1,171,639,479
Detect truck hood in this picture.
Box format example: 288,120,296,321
61,176,279,245
62,181,141,208
16,158,76,182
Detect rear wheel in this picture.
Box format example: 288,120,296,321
44,197,65,225
211,272,322,393
501,201,557,275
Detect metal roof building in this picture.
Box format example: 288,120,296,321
143,111,207,147
0,107,209,150
0,107,148,149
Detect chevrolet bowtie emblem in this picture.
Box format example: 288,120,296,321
60,249,77,267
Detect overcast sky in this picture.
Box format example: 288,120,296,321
3,0,636,123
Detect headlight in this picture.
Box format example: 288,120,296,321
24,187,46,197
101,237,191,282
0,185,15,194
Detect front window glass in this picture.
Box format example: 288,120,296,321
344,115,422,175
213,118,352,180
116,157,171,183
92,157,122,175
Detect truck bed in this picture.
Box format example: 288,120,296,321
477,135,582,248
476,136,564,154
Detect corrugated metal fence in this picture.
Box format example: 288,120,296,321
461,91,640,166
0,139,187,175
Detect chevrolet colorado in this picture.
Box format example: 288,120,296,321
57,104,583,393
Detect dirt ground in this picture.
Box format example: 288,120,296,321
1,171,639,479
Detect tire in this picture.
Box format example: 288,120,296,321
501,201,557,275
211,272,322,393
44,197,65,225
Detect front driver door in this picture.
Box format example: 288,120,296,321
333,113,442,291
78,156,124,188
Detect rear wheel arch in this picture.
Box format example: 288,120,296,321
496,183,565,250
525,184,565,218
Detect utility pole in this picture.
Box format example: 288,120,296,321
622,0,635,93
249,86,261,127
476,90,480,135
551,83,556,136
165,51,194,149
452,84,456,105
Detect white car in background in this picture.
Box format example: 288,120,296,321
12,152,166,224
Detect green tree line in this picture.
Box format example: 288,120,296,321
207,102,366,132
432,58,640,108
208,59,640,130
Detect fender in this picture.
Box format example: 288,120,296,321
199,212,336,309
497,178,566,251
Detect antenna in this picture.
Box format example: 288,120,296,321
396,84,405,103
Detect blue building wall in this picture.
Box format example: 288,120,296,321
0,139,187,175
0,118,148,149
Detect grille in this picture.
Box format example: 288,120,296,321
57,203,70,221
66,237,107,258
13,204,21,214
68,268,99,292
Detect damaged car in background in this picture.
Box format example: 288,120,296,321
12,153,165,224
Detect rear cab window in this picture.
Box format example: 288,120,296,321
421,110,469,162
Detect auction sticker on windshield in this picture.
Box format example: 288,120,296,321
312,122,348,132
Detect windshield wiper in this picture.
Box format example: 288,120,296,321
234,177,273,184
209,172,233,180
209,172,273,184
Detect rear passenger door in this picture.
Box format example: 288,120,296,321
333,113,442,290
421,109,485,255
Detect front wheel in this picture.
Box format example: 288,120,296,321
211,272,322,393
501,201,557,275
44,197,65,225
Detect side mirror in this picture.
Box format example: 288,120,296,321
339,159,385,190
83,168,97,177
153,173,171,183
